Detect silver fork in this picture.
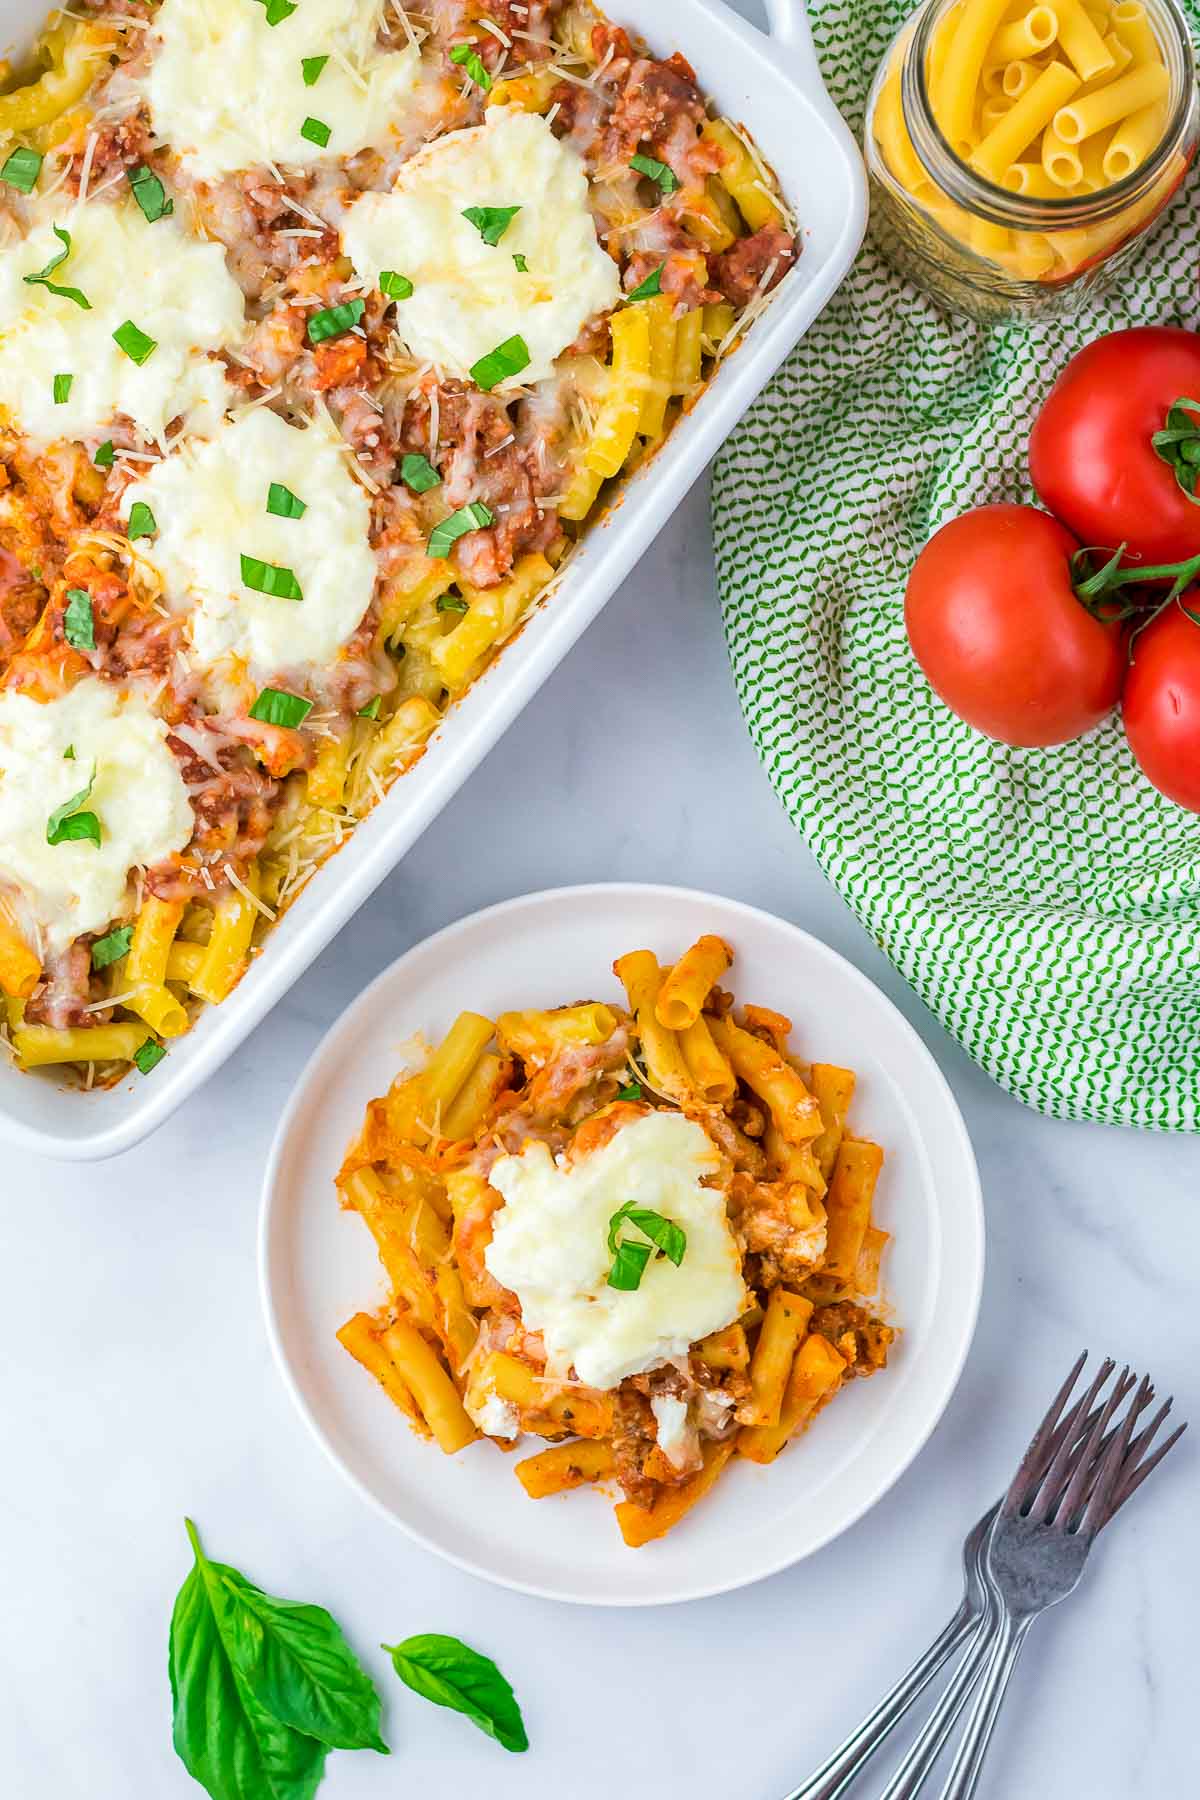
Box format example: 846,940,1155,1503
784,1353,1186,1800
936,1354,1187,1800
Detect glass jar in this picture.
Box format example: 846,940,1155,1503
863,0,1199,322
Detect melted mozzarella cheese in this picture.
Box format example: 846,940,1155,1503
0,681,192,955
342,109,622,387
123,407,376,688
144,0,421,178
0,202,243,445
485,1112,747,1392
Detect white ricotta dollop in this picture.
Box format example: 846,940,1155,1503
650,1394,699,1471
143,0,421,178
123,407,377,687
0,203,243,445
342,109,621,388
467,1392,520,1442
484,1111,748,1392
0,680,192,955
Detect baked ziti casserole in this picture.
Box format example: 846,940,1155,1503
0,2,799,1083
336,936,895,1547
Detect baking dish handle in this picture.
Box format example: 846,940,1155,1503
762,0,827,96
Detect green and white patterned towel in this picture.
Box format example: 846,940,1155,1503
711,0,1200,1130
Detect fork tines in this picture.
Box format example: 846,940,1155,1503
1007,1352,1187,1537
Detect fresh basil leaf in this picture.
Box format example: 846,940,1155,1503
358,695,381,719
0,145,42,193
384,1635,527,1753
607,1238,652,1291
400,452,440,493
169,1529,327,1800
625,264,665,302
128,163,173,222
240,554,303,601
64,587,94,650
512,253,528,272
630,152,678,194
53,371,72,404
461,204,520,247
469,333,530,391
435,593,468,613
127,501,157,541
94,439,115,468
23,225,91,310
307,298,364,345
91,924,133,970
379,269,413,301
171,1520,388,1788
616,1081,643,1101
301,116,331,148
449,42,491,90
254,0,298,22
301,54,328,86
113,319,157,364
427,501,492,560
266,482,306,519
134,1039,166,1074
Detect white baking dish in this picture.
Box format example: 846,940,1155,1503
0,0,866,1159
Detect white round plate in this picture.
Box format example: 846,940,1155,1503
260,884,984,1606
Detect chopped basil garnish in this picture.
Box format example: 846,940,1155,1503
94,440,115,468
307,297,365,345
462,204,520,247
266,481,306,519
512,253,528,272
625,264,665,302
240,553,303,600
449,42,492,90
47,770,101,848
630,152,679,194
607,1238,653,1291
427,501,492,560
379,269,413,301
400,452,441,493
469,333,530,391
301,115,331,148
616,1080,643,1101
248,686,313,727
113,320,157,364
126,501,157,541
91,924,133,970
134,1038,166,1074
358,695,381,719
64,588,95,650
53,372,72,404
301,53,329,85
23,226,91,310
254,0,297,23
128,164,173,222
606,1200,687,1291
0,145,42,193
436,593,468,613
63,744,74,759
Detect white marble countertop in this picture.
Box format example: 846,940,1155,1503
4,5,1199,1790
5,467,1197,1799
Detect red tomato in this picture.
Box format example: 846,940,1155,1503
905,504,1126,747
1029,327,1200,566
1121,598,1200,811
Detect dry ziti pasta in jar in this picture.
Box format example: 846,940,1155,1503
864,0,1199,319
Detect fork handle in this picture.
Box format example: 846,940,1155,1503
781,1600,978,1800
877,1605,1000,1800
936,1615,1033,1800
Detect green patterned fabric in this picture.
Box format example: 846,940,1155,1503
711,1,1200,1130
